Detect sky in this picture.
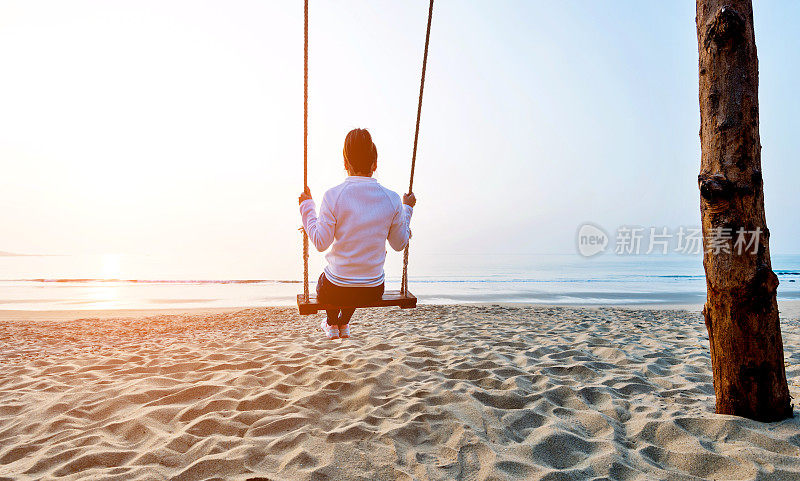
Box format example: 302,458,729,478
1,1,798,269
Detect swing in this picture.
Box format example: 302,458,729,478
296,0,433,315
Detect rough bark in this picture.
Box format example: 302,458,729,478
696,0,791,421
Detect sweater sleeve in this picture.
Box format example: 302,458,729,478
299,193,336,252
387,204,413,251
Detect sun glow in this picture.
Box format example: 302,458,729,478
101,254,122,280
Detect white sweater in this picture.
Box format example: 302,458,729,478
300,176,413,287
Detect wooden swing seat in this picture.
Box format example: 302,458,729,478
297,290,417,315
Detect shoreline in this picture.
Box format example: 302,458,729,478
3,299,800,321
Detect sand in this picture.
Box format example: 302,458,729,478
1,305,799,481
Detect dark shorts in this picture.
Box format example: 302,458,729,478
316,272,384,307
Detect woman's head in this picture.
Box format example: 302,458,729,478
343,128,378,176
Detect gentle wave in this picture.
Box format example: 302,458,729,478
0,277,699,284
1,270,796,286
4,279,301,284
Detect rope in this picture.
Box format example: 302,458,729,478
402,0,434,295
302,0,309,302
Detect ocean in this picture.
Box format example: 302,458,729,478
1,253,799,310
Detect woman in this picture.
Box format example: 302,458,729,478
299,128,416,339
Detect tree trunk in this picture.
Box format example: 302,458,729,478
696,0,791,421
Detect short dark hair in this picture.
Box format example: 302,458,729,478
343,128,377,174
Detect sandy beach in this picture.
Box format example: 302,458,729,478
1,305,799,480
